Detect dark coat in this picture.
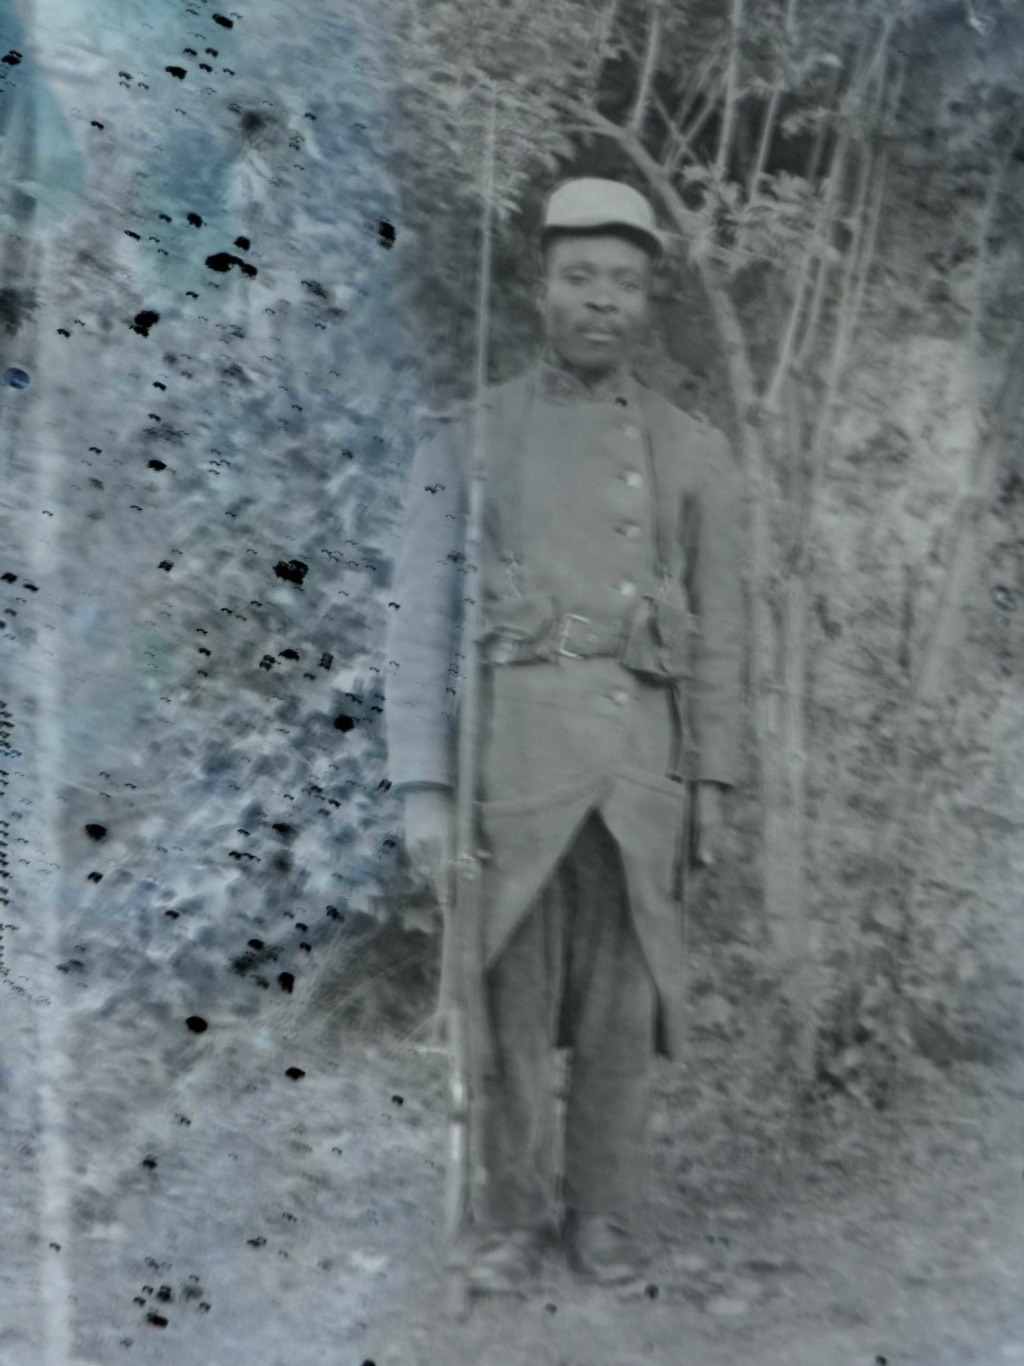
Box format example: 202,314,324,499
384,357,746,1057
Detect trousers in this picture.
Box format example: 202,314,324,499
479,809,657,1234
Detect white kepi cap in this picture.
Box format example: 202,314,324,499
541,177,666,259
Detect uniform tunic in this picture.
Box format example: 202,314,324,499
385,352,746,1062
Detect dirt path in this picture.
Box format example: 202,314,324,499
6,988,1024,1366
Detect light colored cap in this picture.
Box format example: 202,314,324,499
541,177,666,258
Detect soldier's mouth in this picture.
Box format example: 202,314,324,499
580,330,618,341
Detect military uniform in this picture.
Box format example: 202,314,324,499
385,347,746,1237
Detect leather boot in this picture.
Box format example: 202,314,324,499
465,1229,544,1295
564,1211,644,1285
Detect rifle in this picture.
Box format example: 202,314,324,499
440,78,499,1317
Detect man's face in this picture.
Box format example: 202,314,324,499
538,232,652,376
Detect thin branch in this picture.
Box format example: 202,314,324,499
746,0,799,202
764,11,894,414
590,0,624,89
762,128,850,414
629,0,665,136
715,0,744,180
661,40,725,165
665,70,728,178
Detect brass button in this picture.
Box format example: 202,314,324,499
620,423,641,439
611,688,630,706
624,471,643,489
620,522,641,539
619,580,637,598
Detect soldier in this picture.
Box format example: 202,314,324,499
385,177,746,1294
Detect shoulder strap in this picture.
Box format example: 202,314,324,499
482,370,535,573
636,384,682,583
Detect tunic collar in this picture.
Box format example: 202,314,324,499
535,344,637,406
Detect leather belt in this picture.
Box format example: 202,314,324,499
486,612,626,665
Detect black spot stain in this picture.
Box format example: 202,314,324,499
165,66,187,80
148,459,167,471
90,120,104,130
185,1016,208,1033
278,972,295,994
334,714,356,733
235,235,251,250
145,1313,168,1328
85,823,107,840
158,561,174,572
213,13,235,27
644,1283,659,1299
187,212,203,228
2,50,23,66
279,648,299,661
155,1285,174,1303
390,1094,404,1106
141,1156,158,1170
284,1067,305,1081
205,250,258,278
319,652,333,670
273,559,308,586
88,871,103,882
131,310,160,337
377,220,395,250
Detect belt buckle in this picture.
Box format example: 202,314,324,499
557,613,590,658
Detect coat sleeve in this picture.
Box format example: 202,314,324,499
682,422,747,787
383,420,465,792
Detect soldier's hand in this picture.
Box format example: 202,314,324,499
403,788,455,904
693,781,728,868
